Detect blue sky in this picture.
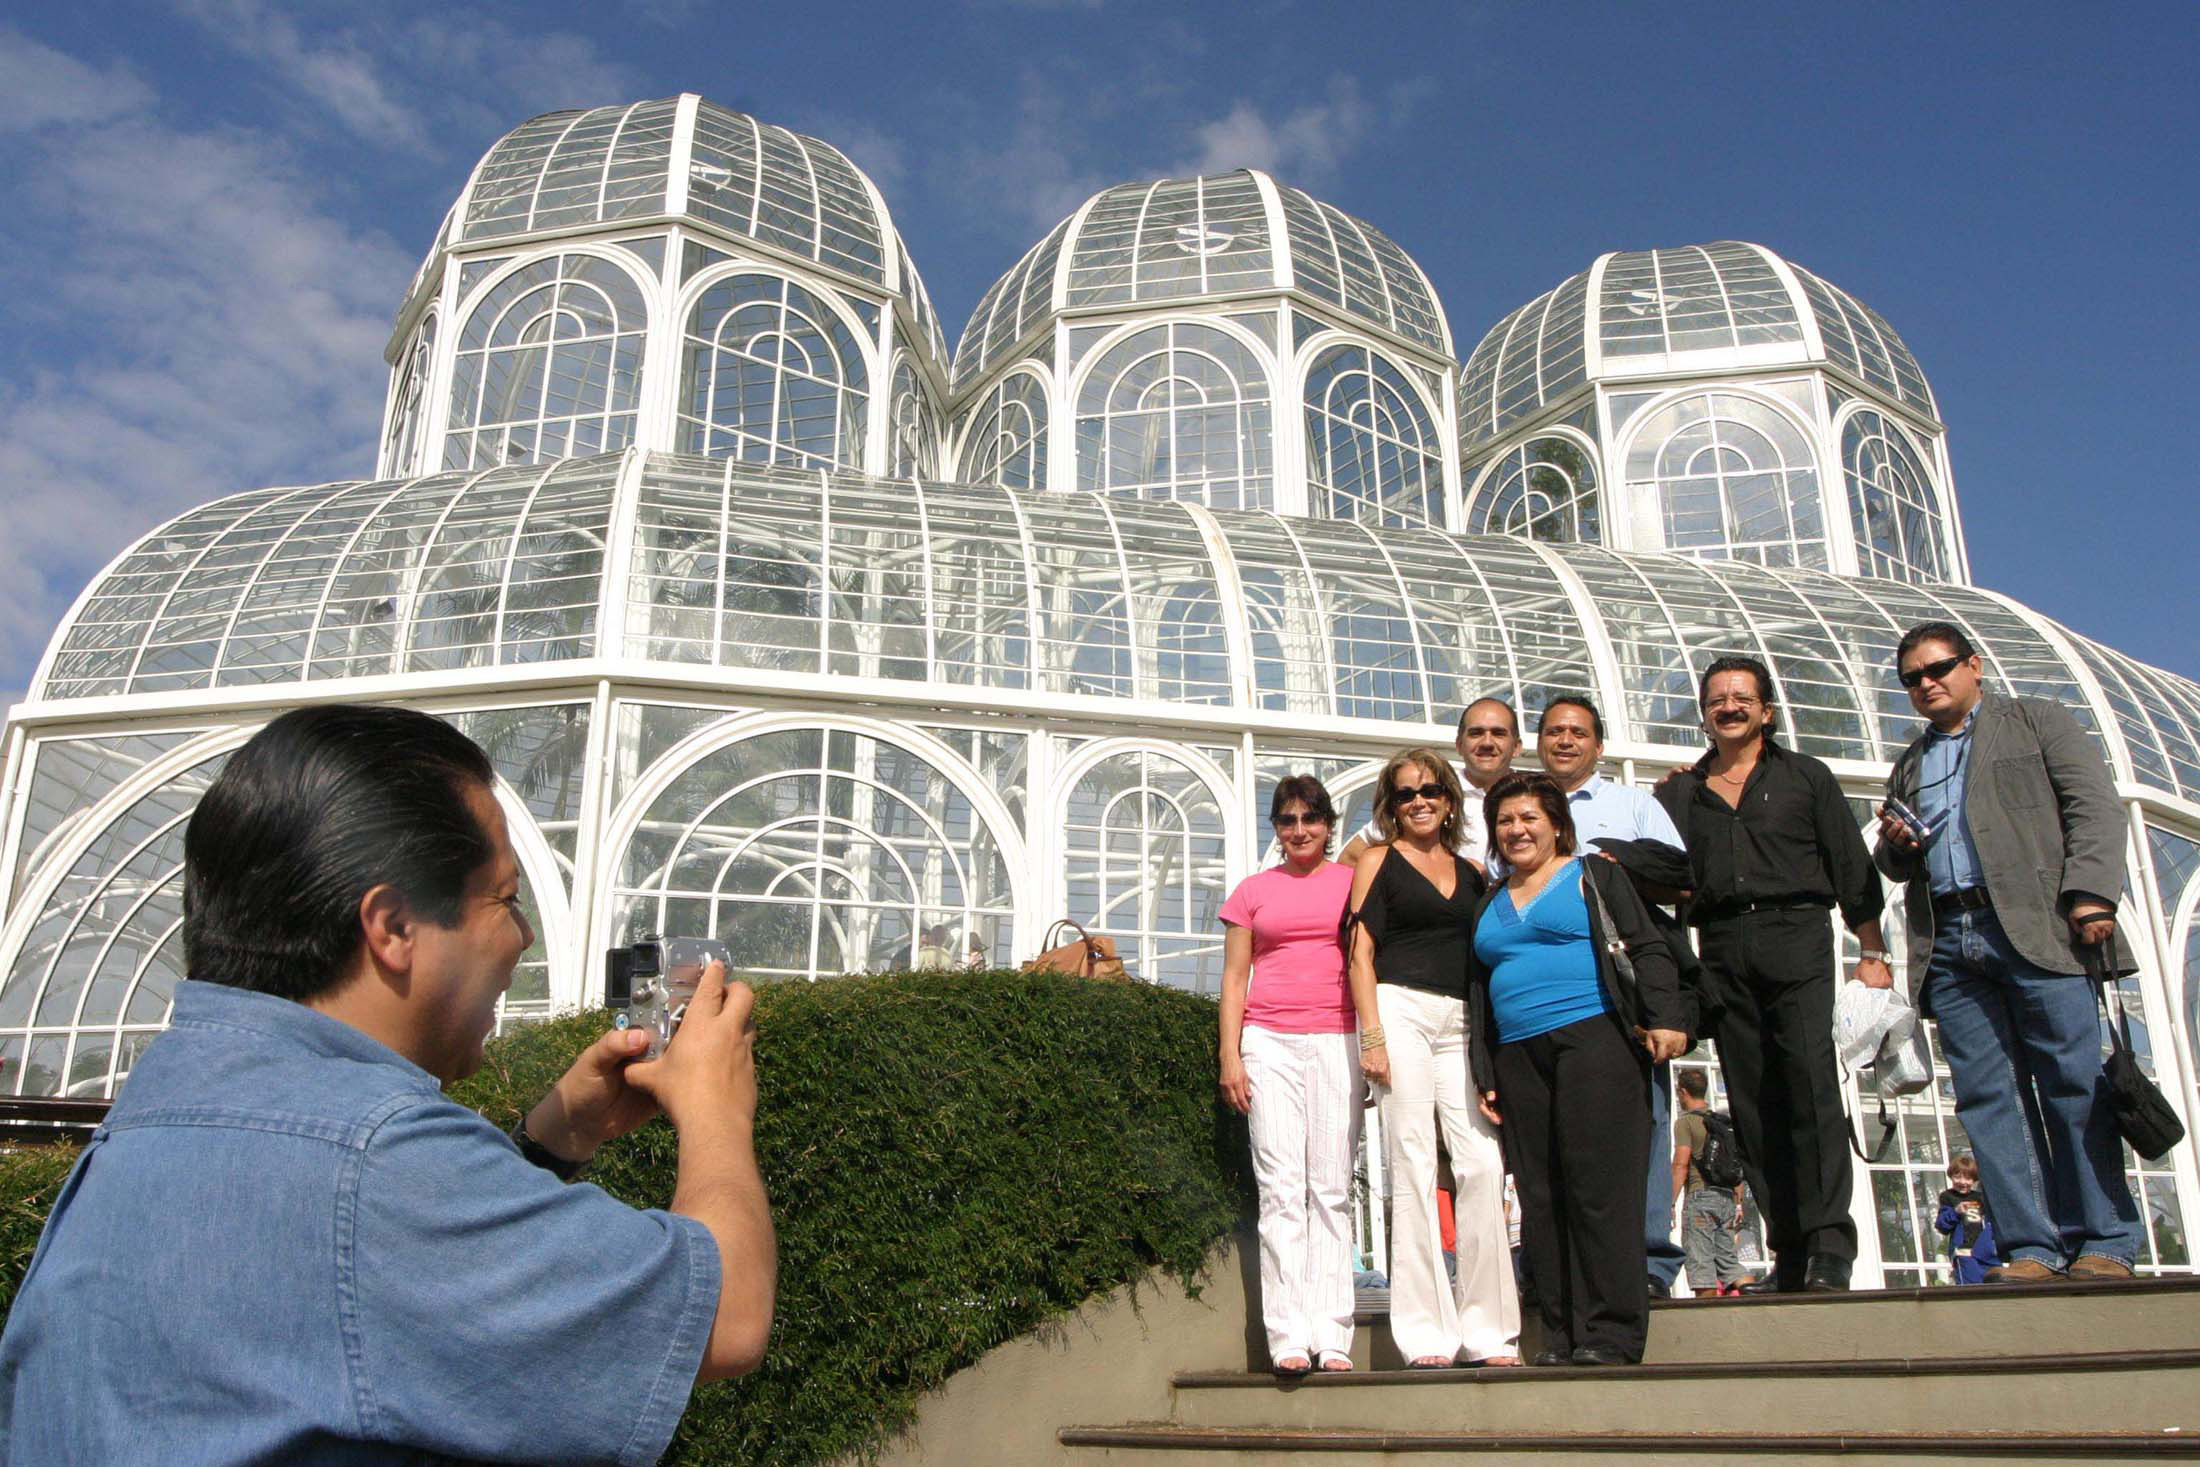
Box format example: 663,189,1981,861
1,1,2194,712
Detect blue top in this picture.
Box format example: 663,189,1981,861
0,981,721,1467
1474,859,1609,1043
1487,775,1685,879
1917,715,1984,895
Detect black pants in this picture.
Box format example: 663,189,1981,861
1700,908,1857,1272
1496,1014,1651,1360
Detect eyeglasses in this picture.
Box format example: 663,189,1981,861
1703,694,1763,710
1899,654,1969,689
1390,783,1449,806
1271,813,1330,829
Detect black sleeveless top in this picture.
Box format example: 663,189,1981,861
1355,848,1486,999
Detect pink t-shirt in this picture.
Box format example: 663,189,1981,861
1219,861,1356,1034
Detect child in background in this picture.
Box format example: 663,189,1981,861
1935,1153,2001,1285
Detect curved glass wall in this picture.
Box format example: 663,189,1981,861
888,355,939,480
444,254,646,470
1063,746,1228,994
1464,435,1602,544
1457,270,1590,450
1302,344,1444,528
1598,243,1805,359
612,725,1014,979
1074,321,1273,510
1625,391,1828,568
1843,409,1949,582
678,273,869,469
382,309,437,480
956,370,1048,491
1792,265,1935,416
1063,173,1276,309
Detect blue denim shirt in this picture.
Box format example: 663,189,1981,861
1917,718,1984,896
0,981,721,1466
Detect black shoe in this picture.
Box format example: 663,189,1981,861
1532,1346,1573,1366
1802,1254,1852,1292
1569,1345,1631,1366
1735,1273,1787,1294
1645,1277,1672,1300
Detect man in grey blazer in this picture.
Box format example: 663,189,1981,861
1874,622,2141,1282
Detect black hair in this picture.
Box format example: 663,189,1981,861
1481,770,1578,857
1270,773,1340,856
1896,621,1976,667
1454,697,1520,739
184,704,498,1001
1537,694,1605,743
1699,654,1779,739
1677,1068,1710,1100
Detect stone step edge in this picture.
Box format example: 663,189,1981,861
1172,1347,2200,1390
1061,1424,2200,1455
1349,1273,2200,1322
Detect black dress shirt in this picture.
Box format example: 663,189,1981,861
1654,738,1884,930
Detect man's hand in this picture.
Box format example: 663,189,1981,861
1219,1052,1253,1115
2069,902,2116,947
1641,1027,1689,1064
525,1025,660,1167
1477,1089,1502,1126
1876,804,1921,852
1853,955,1896,990
623,962,759,1132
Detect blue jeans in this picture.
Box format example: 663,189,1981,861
1645,1061,1684,1287
1926,908,2140,1267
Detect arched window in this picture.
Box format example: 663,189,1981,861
958,371,1048,490
1075,322,1272,510
888,356,939,479
614,726,1015,979
1843,409,1948,582
1465,435,1602,545
678,273,869,469
444,254,645,470
383,309,437,478
1625,391,1827,568
1061,747,1228,994
1302,344,1444,528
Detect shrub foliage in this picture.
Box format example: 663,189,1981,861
1,971,1252,1465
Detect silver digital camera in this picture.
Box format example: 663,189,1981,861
604,934,732,1059
1883,793,1940,845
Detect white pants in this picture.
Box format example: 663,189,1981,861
1241,1024,1364,1362
1376,984,1521,1363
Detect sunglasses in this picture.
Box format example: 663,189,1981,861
1272,813,1329,829
1899,654,1968,689
1390,783,1450,806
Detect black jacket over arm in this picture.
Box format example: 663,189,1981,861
1466,855,1685,1097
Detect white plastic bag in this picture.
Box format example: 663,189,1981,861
1872,987,1932,1095
1834,981,1901,1070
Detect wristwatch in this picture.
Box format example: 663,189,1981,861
1858,948,1892,964
511,1115,588,1182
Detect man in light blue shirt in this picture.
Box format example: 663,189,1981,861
1913,719,1986,897
1530,695,1691,1299
0,706,777,1465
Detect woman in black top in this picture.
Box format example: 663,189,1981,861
1347,748,1521,1369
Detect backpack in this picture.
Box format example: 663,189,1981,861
1694,1110,1746,1189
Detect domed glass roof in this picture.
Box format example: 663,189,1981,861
951,170,1449,393
405,96,945,361
37,449,2199,801
1459,242,1937,448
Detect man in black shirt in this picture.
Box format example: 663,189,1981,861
1656,656,1891,1293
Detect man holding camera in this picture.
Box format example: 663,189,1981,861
1876,623,2141,1283
0,705,776,1464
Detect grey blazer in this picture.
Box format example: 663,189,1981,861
1875,691,2135,984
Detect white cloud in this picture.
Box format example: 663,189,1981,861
0,27,155,131
1180,78,1377,189
0,31,411,709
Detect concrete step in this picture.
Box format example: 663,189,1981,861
1166,1349,2200,1436
1060,1424,2200,1464
1345,1276,2200,1369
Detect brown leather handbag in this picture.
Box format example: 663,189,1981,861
1020,919,1129,982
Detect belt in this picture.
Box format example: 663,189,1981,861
1696,898,1821,924
1932,886,1993,915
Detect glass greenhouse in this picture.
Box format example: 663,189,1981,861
3,95,2193,1285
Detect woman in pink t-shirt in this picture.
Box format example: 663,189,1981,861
1218,774,1385,1375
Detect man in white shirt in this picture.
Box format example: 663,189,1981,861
1340,697,1520,870
1530,694,1691,1301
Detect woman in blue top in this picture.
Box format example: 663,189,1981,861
1468,771,1687,1367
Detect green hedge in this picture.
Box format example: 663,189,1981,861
1,971,1253,1465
